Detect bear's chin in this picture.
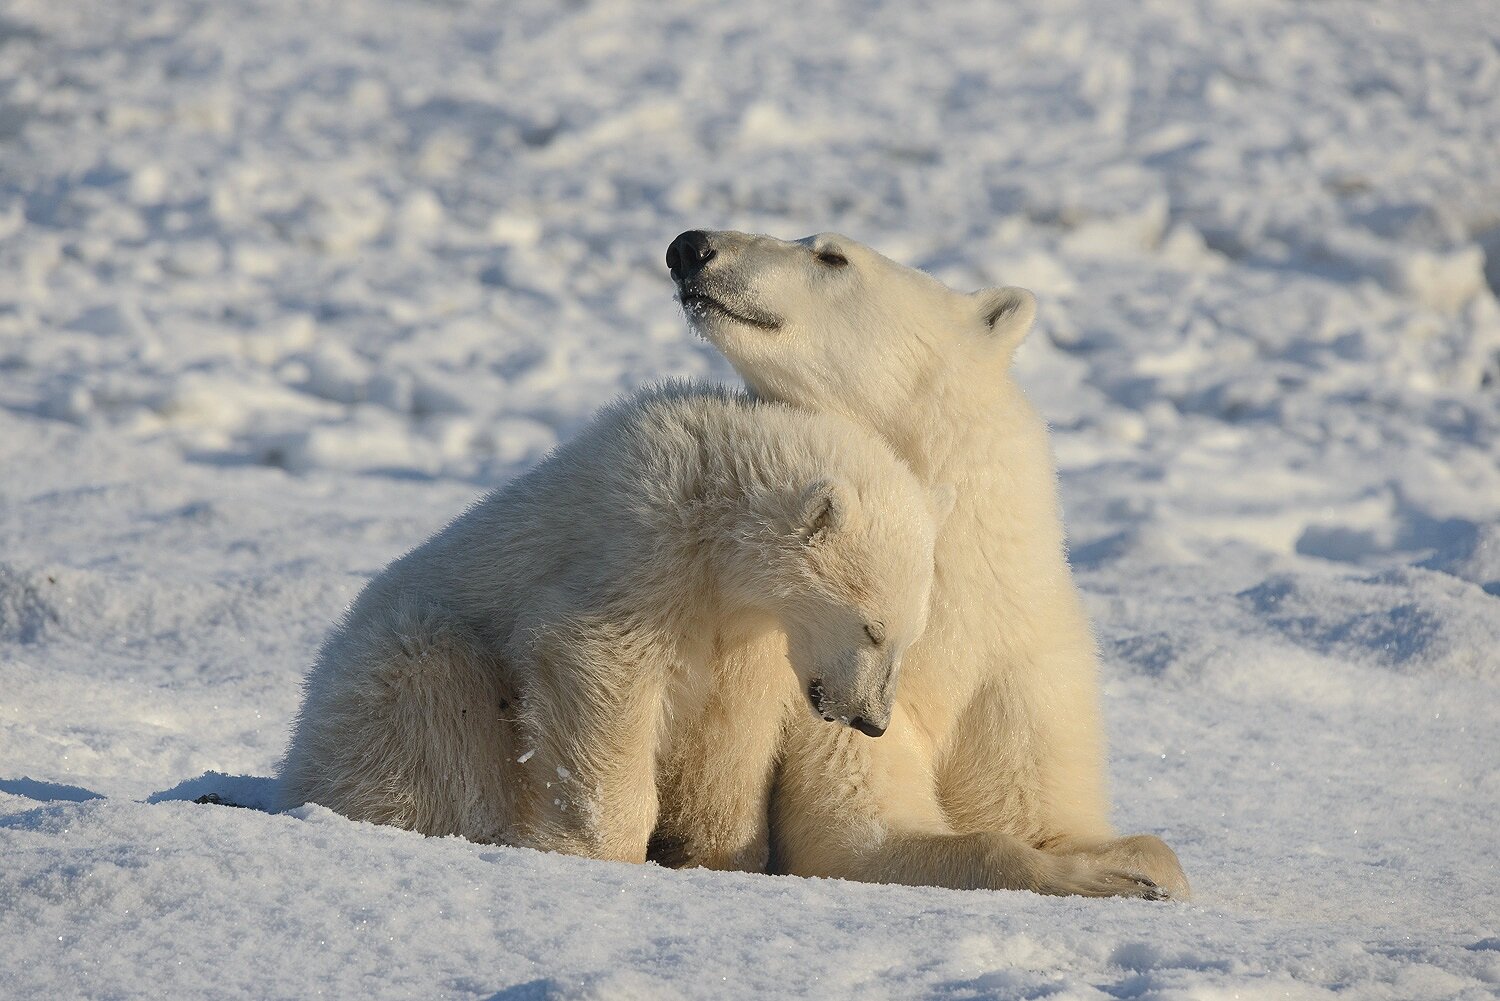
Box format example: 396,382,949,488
679,293,782,334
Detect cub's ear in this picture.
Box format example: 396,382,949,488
928,482,958,526
796,479,852,545
973,286,1036,355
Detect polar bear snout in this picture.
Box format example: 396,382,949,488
808,678,890,738
666,230,715,281
667,229,787,334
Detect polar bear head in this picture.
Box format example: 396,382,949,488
667,229,1036,433
754,453,951,739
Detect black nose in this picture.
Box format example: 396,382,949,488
849,717,886,738
667,231,715,280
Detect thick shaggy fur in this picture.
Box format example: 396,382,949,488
673,231,1190,898
278,384,941,867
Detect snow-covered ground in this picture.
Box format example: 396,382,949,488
3,0,1498,997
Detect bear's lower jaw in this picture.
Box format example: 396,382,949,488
807,678,827,715
678,292,782,333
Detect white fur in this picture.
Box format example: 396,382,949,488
277,383,942,868
675,232,1190,898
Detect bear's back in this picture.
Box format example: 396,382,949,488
339,382,918,646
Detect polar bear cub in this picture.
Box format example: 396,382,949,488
278,382,944,864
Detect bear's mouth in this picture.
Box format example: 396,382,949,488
678,292,781,332
808,679,832,721
808,678,887,738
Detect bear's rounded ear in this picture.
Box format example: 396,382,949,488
928,482,958,526
797,479,851,545
973,286,1036,355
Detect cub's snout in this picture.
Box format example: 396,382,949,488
808,678,889,739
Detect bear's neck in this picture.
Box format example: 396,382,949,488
841,363,1074,608
830,362,1040,482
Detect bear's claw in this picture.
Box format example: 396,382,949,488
1115,871,1170,901
1053,860,1172,900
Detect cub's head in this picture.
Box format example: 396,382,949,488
667,229,1036,427
757,460,952,739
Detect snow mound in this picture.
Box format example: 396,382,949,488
1237,569,1500,679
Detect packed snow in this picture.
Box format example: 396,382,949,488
2,0,1498,997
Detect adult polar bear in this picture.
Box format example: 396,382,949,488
667,230,1189,899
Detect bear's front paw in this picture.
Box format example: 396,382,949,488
1085,867,1169,901
1044,856,1171,901
1084,834,1191,900
646,830,691,869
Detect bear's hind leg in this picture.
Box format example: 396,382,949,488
280,605,518,842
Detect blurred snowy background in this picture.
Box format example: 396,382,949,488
1,1,1497,997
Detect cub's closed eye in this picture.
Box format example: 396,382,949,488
816,250,849,268
864,623,885,646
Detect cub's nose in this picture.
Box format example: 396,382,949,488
849,716,887,738
666,230,715,280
